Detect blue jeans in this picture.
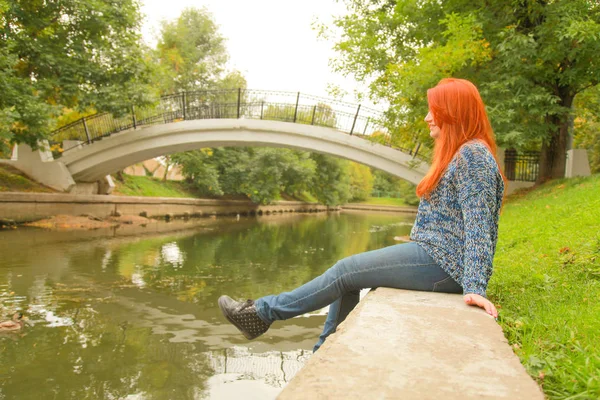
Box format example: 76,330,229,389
254,242,462,352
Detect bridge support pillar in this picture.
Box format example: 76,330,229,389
3,141,76,192
565,149,591,178
98,175,115,195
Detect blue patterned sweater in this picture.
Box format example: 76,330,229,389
410,140,505,297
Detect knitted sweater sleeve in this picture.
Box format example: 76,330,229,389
456,144,499,297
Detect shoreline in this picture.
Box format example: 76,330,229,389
0,191,417,229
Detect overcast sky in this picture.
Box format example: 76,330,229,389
140,0,376,106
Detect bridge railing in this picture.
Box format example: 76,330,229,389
50,89,428,161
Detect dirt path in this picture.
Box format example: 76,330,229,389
23,214,151,230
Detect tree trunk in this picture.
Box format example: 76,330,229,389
537,94,573,183
163,163,170,181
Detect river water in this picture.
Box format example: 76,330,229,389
0,211,414,400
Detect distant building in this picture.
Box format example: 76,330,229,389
123,158,184,181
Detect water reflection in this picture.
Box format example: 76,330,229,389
204,347,311,399
0,212,414,399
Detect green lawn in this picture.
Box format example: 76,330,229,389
113,175,196,198
0,164,55,193
353,196,409,206
490,175,600,399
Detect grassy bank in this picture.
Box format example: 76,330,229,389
353,197,408,207
0,164,55,193
490,175,600,399
113,175,322,203
113,175,196,198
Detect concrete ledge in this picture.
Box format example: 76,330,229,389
279,288,543,400
0,192,330,223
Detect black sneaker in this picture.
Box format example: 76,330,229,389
218,295,271,340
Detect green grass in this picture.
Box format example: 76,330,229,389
294,191,319,203
113,175,320,203
490,174,600,399
113,175,196,198
353,196,409,207
0,164,55,193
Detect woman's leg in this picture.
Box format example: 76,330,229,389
255,242,461,324
218,242,461,343
312,290,360,352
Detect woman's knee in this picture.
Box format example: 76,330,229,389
322,256,361,293
330,255,358,276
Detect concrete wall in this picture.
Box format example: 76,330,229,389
0,192,330,223
566,149,592,178
279,288,544,399
4,142,76,192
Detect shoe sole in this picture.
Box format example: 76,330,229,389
218,296,255,340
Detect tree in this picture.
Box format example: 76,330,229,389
348,162,373,201
154,7,228,94
310,153,351,206
324,0,600,182
171,149,223,196
0,0,155,150
372,169,419,205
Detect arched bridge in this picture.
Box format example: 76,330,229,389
14,89,430,191
59,119,429,184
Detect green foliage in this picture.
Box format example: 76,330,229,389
373,169,398,194
372,169,419,206
170,146,361,206
324,0,600,180
243,149,288,204
348,162,373,201
211,147,253,195
154,7,228,94
310,153,351,206
169,101,353,205
396,180,420,206
263,102,337,127
170,150,223,196
171,147,318,204
0,0,156,148
278,151,318,198
217,70,248,91
491,175,600,398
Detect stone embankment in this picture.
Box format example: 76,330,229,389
279,288,544,400
0,192,418,226
0,192,331,224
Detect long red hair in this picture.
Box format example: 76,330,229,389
416,78,505,197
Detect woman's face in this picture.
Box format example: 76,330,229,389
424,111,440,139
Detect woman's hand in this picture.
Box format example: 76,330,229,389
463,293,498,318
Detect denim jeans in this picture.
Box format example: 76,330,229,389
254,242,462,352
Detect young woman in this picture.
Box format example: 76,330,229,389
218,78,505,352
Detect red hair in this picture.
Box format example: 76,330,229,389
416,78,506,197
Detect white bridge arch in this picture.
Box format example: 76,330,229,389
60,119,430,184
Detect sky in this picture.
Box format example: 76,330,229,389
140,0,376,107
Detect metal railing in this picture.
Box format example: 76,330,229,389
50,89,427,161
504,149,540,182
